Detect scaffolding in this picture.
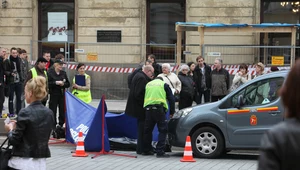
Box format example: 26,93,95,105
175,22,299,67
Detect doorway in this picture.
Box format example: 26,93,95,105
38,0,75,60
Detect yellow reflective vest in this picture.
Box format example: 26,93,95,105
144,79,168,110
31,67,47,79
72,74,92,103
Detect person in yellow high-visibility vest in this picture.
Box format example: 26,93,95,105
25,57,48,106
143,77,175,158
72,63,92,103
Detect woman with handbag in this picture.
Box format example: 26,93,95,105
157,63,181,102
4,76,54,170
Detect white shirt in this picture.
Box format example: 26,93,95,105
158,72,182,93
8,157,46,170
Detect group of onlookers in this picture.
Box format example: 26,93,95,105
1,46,92,169
125,54,286,158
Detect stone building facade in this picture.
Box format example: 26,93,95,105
0,0,298,64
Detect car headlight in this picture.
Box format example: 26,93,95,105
172,108,193,119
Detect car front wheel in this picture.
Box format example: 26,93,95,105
191,127,225,158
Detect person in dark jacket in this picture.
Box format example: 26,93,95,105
4,76,55,170
147,54,162,78
0,47,6,113
48,59,70,128
258,59,300,170
143,77,175,158
4,47,23,115
210,58,229,102
127,60,153,88
178,64,194,110
187,62,196,77
25,57,48,106
43,51,54,71
125,65,154,154
194,56,212,104
19,49,30,109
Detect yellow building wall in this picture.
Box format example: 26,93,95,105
0,0,33,57
185,0,261,64
0,0,261,64
76,0,146,63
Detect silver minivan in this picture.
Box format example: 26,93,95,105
168,70,287,158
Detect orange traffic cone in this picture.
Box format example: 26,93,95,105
180,136,196,162
72,132,88,157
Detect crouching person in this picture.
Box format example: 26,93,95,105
4,76,55,170
143,77,175,158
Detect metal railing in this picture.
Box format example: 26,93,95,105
29,40,297,99
202,44,298,66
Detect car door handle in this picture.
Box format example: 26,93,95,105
268,111,281,116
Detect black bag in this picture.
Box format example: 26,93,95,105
52,126,65,139
0,138,12,170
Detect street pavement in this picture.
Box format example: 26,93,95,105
1,99,258,170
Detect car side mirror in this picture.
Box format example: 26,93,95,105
236,95,244,108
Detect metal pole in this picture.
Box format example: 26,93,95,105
67,42,71,86
30,40,33,63
174,43,177,67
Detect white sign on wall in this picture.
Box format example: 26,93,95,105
48,12,68,42
75,49,85,53
207,52,221,57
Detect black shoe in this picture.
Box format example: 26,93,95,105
136,152,142,155
164,145,172,152
156,153,170,158
142,151,154,156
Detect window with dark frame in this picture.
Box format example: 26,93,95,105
146,0,185,62
261,0,300,63
38,0,75,60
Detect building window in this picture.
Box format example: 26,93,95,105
261,0,300,62
38,0,74,60
147,0,185,62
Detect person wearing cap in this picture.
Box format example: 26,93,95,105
47,59,70,129
25,57,49,106
54,54,65,71
72,63,92,103
254,62,265,78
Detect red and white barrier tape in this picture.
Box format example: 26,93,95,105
30,61,289,75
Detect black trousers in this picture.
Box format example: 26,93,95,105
196,88,210,104
49,94,65,126
144,106,167,155
8,83,22,114
211,95,226,102
0,86,4,112
136,118,145,154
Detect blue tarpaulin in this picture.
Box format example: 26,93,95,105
65,91,110,152
65,91,167,149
